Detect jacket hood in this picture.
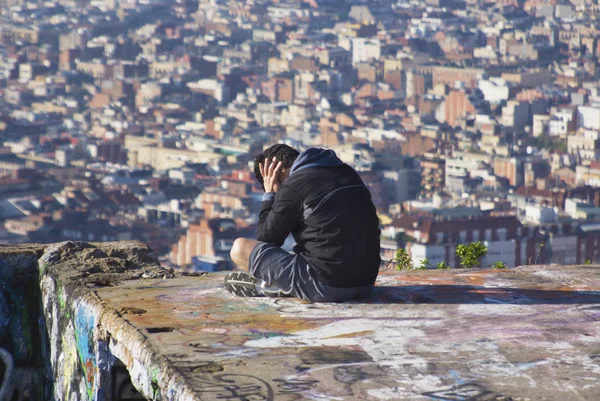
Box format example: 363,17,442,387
290,147,343,175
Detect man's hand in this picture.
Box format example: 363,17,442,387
259,156,283,193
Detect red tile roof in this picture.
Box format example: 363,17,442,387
513,186,551,198
391,214,521,244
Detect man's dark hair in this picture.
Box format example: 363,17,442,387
254,144,299,190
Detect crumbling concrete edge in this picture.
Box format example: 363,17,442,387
37,241,202,401
100,297,201,400
43,278,201,401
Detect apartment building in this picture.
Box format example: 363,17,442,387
391,214,524,268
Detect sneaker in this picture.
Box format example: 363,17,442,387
223,271,260,297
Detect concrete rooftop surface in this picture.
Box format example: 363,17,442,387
2,241,600,401
97,264,600,401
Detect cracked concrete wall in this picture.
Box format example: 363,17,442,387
40,273,114,401
38,241,171,401
0,241,176,401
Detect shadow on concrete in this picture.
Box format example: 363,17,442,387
365,285,600,305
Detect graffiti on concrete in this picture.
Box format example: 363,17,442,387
422,383,500,401
0,241,165,401
36,241,181,401
194,374,319,401
74,305,98,400
91,267,600,400
273,378,319,393
194,374,274,400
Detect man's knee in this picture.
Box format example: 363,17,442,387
230,238,245,262
230,238,256,268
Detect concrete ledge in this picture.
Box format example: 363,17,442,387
37,241,191,401
2,242,600,400
1,241,184,401
97,265,600,401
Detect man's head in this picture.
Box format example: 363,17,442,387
254,144,299,190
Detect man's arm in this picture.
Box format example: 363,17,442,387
257,184,301,247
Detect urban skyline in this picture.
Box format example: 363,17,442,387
0,0,599,270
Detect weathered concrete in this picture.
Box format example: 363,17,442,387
37,241,174,401
0,241,173,401
96,265,600,401
2,242,600,401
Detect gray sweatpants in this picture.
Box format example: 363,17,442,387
249,242,374,302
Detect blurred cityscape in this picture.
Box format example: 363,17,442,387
0,0,599,271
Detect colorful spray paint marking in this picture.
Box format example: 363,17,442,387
60,320,79,401
74,303,97,400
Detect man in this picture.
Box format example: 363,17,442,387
224,144,381,302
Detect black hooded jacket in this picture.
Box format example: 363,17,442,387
257,148,381,288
